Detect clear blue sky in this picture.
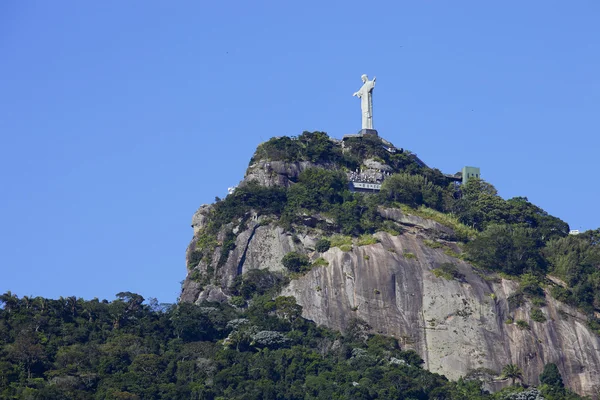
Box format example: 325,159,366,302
1,1,599,303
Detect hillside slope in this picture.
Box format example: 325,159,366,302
181,132,600,396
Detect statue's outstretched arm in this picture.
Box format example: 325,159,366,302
353,91,361,97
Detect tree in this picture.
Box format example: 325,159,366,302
380,173,444,210
539,363,564,388
274,296,302,323
315,238,331,253
506,197,569,240
170,303,214,341
452,179,510,230
465,224,545,275
8,331,45,379
286,168,348,212
281,252,310,273
0,291,18,313
502,363,523,386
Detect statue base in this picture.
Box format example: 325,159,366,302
359,129,378,136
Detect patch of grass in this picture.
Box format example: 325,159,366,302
508,292,525,311
516,320,530,330
432,262,465,281
330,234,353,248
381,221,401,236
218,231,237,268
191,233,219,266
339,244,353,252
311,257,329,267
400,205,478,242
531,308,547,323
357,234,379,246
424,240,444,249
505,317,514,324
363,255,370,260
531,297,546,307
403,252,417,260
443,247,463,260
188,269,204,284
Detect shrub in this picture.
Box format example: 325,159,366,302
229,296,246,307
539,363,564,388
432,263,465,281
464,224,545,276
187,250,204,268
339,245,353,252
286,168,348,212
403,252,417,260
531,297,546,307
515,320,530,330
311,257,328,267
443,247,463,259
315,238,331,253
281,252,310,273
381,221,401,236
520,273,544,298
251,131,343,164
357,234,378,246
189,269,204,283
531,308,547,323
424,240,444,249
218,231,237,267
400,205,477,242
230,269,287,299
380,173,444,210
330,235,353,248
508,292,525,311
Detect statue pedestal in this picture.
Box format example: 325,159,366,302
359,129,378,136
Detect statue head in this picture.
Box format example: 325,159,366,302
361,74,368,82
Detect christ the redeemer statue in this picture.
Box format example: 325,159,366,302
353,74,376,130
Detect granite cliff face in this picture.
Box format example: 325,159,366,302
181,137,600,396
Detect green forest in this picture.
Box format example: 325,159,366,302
0,292,583,399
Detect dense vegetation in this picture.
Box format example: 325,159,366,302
0,292,583,399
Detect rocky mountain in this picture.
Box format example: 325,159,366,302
180,131,600,396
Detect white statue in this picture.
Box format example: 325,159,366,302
353,74,376,129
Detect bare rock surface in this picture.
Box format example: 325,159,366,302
378,206,456,239
181,215,600,396
244,160,334,188
191,204,212,234
364,158,393,172
281,230,600,395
